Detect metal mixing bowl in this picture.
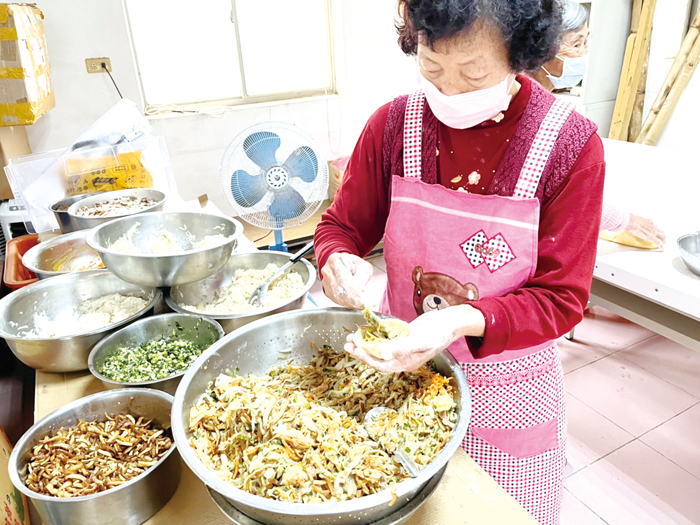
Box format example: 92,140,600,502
0,271,160,372
9,388,181,525
86,211,243,287
66,188,167,230
678,232,700,277
22,230,106,279
88,313,225,395
166,250,316,334
49,193,105,234
172,308,471,525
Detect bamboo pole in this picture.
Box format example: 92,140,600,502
609,0,658,140
631,0,644,33
637,33,700,145
609,0,644,140
636,6,700,143
628,36,651,141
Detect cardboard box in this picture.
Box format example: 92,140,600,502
0,3,54,126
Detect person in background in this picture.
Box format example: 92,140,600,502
534,0,666,249
316,1,602,523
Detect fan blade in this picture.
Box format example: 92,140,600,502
268,185,306,222
243,131,281,169
230,169,268,208
284,146,318,183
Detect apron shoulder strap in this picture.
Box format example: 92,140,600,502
512,99,576,199
403,90,425,180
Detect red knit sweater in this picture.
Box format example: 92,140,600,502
315,76,605,358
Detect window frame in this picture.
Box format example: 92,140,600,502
122,0,342,114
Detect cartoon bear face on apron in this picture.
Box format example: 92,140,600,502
378,90,574,525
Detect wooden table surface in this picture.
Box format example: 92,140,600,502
34,370,537,525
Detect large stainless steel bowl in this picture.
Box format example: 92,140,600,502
66,188,167,230
678,232,700,277
86,211,243,287
0,271,160,372
166,250,316,333
49,193,105,234
9,388,181,525
22,230,106,279
88,313,225,395
172,308,471,525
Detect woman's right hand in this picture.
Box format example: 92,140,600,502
626,213,666,249
321,252,374,310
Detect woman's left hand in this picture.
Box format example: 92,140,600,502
345,305,485,373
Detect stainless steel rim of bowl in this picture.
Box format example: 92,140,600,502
88,313,225,387
66,189,167,220
165,254,317,320
171,307,471,519
21,230,104,277
85,211,243,258
8,388,177,503
0,271,161,341
48,192,105,213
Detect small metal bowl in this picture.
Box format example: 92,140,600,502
66,188,167,230
48,193,105,234
22,230,106,279
0,271,161,372
166,250,316,334
86,211,243,287
9,388,181,525
88,313,225,395
678,232,700,277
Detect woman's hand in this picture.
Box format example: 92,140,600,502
626,213,666,249
321,252,374,310
345,305,485,373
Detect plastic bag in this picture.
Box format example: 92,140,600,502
4,99,176,233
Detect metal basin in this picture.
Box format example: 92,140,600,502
678,232,700,277
166,250,316,333
22,230,106,279
66,188,167,230
48,193,105,234
0,271,160,372
86,211,243,287
171,307,471,525
9,388,181,525
88,313,225,395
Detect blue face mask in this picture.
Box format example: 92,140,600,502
542,54,588,89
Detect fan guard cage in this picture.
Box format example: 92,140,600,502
220,121,329,230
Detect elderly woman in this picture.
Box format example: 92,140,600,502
534,0,666,248
315,1,601,523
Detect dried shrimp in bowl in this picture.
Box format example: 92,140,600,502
25,413,172,498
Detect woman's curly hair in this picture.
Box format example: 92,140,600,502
397,0,562,73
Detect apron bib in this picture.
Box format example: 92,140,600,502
379,90,574,525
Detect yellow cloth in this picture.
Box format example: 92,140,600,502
599,230,658,250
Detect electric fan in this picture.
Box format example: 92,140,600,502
219,121,329,251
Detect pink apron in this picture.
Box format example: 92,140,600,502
379,91,575,525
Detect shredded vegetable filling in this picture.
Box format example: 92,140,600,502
188,344,457,503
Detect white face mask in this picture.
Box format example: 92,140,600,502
543,54,588,90
417,68,515,129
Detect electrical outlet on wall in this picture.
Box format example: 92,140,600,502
85,58,112,73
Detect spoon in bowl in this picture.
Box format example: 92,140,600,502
364,407,420,477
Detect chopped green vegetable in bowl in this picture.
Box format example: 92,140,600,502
99,323,213,382
88,314,224,392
